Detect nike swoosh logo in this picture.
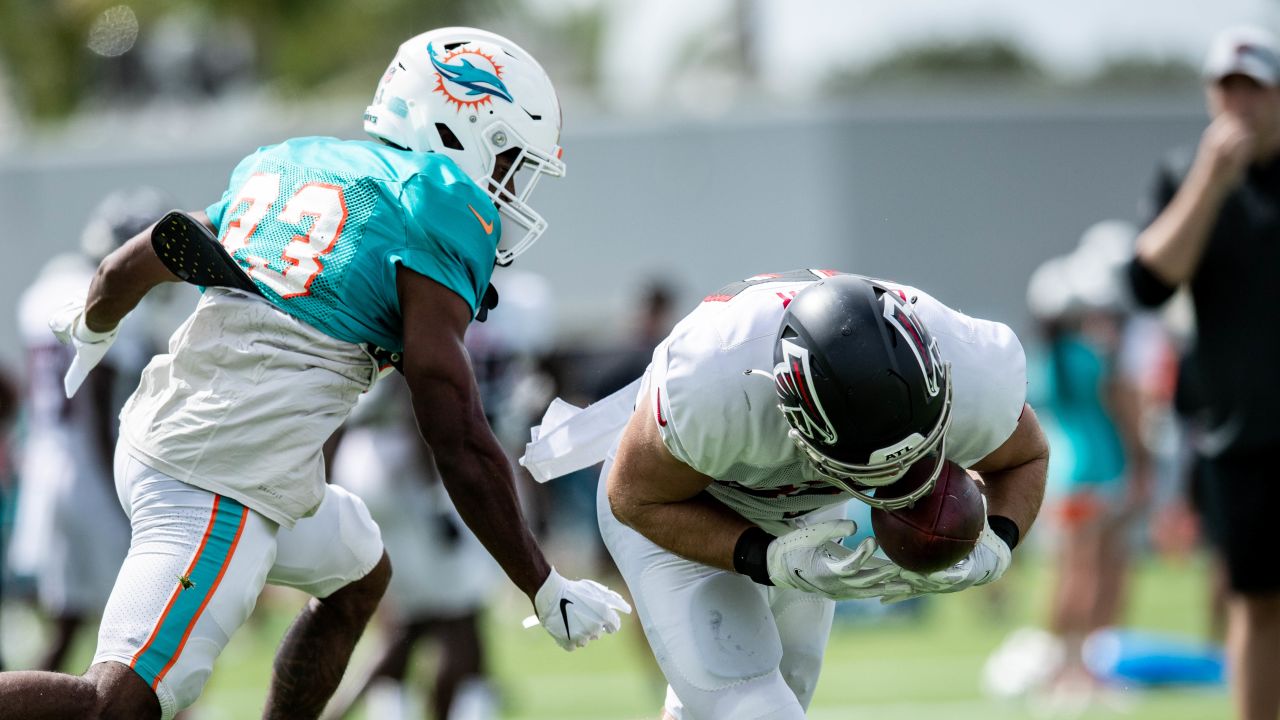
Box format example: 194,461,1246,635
559,598,574,638
655,388,668,427
468,204,494,235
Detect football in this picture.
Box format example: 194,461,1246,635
869,459,985,573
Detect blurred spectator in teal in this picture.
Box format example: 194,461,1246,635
1009,220,1154,706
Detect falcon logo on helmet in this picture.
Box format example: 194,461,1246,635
881,291,944,398
428,42,513,109
774,339,838,446
756,274,956,512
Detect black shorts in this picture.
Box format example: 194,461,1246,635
1199,451,1280,594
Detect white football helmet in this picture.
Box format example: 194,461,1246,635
364,27,565,265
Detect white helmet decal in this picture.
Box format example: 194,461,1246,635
773,338,838,446
428,41,513,108
880,290,944,397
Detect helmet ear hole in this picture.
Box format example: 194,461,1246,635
435,123,464,151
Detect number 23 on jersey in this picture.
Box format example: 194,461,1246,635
220,172,349,299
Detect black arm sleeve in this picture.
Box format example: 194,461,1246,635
1128,150,1190,308
1127,256,1178,307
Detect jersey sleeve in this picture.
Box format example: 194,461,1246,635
647,311,785,478
204,146,274,232
390,170,498,315
912,290,1027,467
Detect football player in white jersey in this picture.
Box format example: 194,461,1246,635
8,188,173,672
599,270,1049,720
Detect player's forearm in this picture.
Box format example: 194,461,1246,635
609,485,753,572
83,229,178,332
434,433,551,600
972,404,1050,542
409,372,551,600
977,446,1047,541
1135,163,1231,286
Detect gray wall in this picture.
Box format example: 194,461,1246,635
0,100,1205,369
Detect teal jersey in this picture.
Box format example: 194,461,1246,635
205,137,499,351
1032,334,1127,488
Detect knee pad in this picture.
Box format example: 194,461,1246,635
641,567,782,693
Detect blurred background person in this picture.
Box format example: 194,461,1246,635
463,269,559,540
0,367,19,671
543,279,681,565
1019,221,1153,708
1127,24,1280,720
591,281,678,401
326,374,502,720
6,188,174,673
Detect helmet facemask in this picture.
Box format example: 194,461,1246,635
787,364,953,510
479,128,565,266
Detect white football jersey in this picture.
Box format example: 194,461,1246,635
649,270,1026,533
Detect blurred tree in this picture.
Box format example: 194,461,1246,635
545,5,607,91
823,36,1199,97
0,0,492,121
1084,57,1199,91
0,1,98,118
825,37,1047,94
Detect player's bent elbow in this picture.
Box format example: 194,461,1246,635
605,475,643,530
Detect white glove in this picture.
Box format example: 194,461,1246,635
880,515,1012,604
767,520,909,601
49,300,119,398
530,568,632,651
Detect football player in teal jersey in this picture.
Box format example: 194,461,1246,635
0,27,628,720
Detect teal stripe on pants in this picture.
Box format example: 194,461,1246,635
132,496,247,688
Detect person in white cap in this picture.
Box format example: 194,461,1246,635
1013,221,1154,706
1127,24,1280,720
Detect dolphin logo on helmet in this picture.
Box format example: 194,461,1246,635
428,42,513,106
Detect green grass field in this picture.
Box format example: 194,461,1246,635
5,553,1229,719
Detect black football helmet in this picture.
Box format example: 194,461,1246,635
770,274,952,510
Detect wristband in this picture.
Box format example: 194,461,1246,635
72,317,116,343
732,526,775,586
1127,257,1176,308
987,515,1020,551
